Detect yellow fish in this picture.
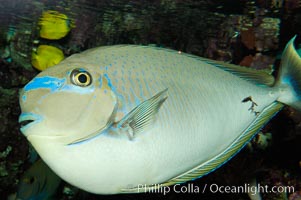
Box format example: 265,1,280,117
19,36,301,194
31,45,64,71
39,10,73,40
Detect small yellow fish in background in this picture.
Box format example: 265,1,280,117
39,10,73,40
31,45,64,71
16,159,61,200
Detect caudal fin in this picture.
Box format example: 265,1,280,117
276,36,301,111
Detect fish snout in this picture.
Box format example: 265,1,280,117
18,113,43,133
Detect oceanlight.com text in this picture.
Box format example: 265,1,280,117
137,183,295,195
208,183,295,196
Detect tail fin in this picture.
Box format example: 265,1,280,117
276,36,301,111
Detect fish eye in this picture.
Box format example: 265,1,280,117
70,69,92,87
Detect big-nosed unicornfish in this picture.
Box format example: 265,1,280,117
19,36,301,194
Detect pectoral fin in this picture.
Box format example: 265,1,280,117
116,88,168,140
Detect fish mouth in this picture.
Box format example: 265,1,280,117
18,113,42,132
19,119,35,128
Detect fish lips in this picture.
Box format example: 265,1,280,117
18,113,43,134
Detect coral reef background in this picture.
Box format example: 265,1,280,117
0,0,301,199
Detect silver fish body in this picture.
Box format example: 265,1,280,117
19,37,301,194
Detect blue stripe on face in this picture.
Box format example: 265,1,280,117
23,76,95,95
24,76,66,92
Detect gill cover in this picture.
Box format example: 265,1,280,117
19,65,118,145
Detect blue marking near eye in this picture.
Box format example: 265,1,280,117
24,75,95,95
24,76,66,92
22,95,27,102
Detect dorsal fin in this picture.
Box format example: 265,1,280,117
129,45,275,86
141,45,276,86
193,56,275,86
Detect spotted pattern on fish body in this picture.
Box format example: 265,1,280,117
18,37,301,194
